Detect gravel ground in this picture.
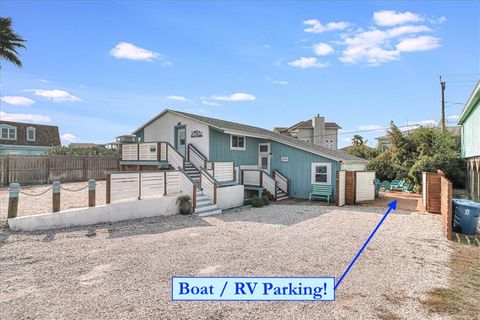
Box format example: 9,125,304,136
0,204,452,319
0,181,107,222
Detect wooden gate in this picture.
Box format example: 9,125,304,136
422,171,445,214
336,170,346,206
355,171,376,203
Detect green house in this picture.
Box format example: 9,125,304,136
458,81,480,201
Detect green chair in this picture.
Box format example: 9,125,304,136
382,181,391,192
309,185,333,203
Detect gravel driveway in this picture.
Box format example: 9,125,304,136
0,204,452,319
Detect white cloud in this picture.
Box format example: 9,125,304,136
167,95,190,102
33,89,81,102
110,42,160,61
183,108,207,114
303,19,350,33
373,10,423,26
211,93,256,102
202,100,221,106
432,16,447,24
1,96,35,106
288,57,329,69
0,111,50,123
402,119,437,131
339,25,438,65
313,43,334,56
358,124,384,131
448,114,459,120
265,77,288,85
37,78,51,83
396,35,440,52
61,133,80,143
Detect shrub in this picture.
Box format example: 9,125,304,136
250,196,264,207
261,195,270,205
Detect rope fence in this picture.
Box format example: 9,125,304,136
7,179,97,219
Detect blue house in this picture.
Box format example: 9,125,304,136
122,109,367,201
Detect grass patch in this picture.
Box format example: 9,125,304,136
421,242,480,319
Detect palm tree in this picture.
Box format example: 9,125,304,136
0,17,26,68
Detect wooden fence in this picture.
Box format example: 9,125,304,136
0,155,119,186
440,175,453,240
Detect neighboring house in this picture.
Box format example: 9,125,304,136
375,126,461,148
105,134,139,149
274,115,341,150
458,81,480,201
0,121,61,155
126,109,367,200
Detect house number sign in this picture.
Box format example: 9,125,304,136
281,157,288,162
191,130,203,138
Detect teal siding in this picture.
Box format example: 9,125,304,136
209,127,340,200
462,100,480,158
270,142,339,199
0,145,50,155
209,128,262,165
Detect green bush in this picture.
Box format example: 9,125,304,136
244,198,252,206
250,196,264,207
261,195,270,205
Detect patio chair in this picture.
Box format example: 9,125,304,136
392,180,405,192
382,181,391,192
402,182,413,193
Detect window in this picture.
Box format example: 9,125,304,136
1,126,16,140
27,127,36,141
230,135,246,150
311,163,331,185
259,145,268,152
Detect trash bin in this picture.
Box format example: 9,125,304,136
452,199,480,235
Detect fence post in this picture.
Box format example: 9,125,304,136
106,173,111,204
138,172,142,200
6,155,10,185
214,185,217,204
7,183,20,219
193,185,197,211
88,179,96,207
164,171,167,196
52,181,61,212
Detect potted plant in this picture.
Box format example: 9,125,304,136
177,194,192,215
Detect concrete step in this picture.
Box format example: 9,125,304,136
196,195,209,202
194,208,222,217
196,199,211,206
195,204,218,213
276,196,289,201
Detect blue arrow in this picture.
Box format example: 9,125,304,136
334,200,398,290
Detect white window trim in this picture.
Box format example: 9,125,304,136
26,127,36,141
0,125,17,140
311,162,332,185
230,134,246,151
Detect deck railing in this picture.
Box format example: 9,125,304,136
273,169,289,195
187,144,207,170
200,168,217,204
241,169,279,199
106,169,196,210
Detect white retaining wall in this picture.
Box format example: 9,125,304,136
8,196,179,232
216,185,245,210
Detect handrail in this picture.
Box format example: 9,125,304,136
273,169,288,195
164,142,185,170
178,167,200,188
188,143,207,161
273,169,288,182
199,167,220,186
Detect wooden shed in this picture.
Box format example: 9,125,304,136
422,171,445,214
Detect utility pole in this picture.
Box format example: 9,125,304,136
440,76,446,131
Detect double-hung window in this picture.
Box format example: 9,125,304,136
311,163,331,185
1,126,16,140
27,127,36,141
230,135,246,150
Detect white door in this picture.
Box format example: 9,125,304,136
355,171,376,202
258,143,271,173
176,127,186,156
338,170,346,206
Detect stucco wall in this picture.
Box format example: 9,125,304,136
216,184,245,209
143,112,210,157
8,196,179,231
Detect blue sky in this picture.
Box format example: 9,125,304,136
0,1,479,147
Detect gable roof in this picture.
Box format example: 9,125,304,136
0,121,61,147
134,109,367,163
458,80,480,125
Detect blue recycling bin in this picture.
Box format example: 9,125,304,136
452,199,480,235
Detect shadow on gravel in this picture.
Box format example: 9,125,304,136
0,214,214,244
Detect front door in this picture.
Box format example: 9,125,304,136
258,143,271,173
176,126,186,156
